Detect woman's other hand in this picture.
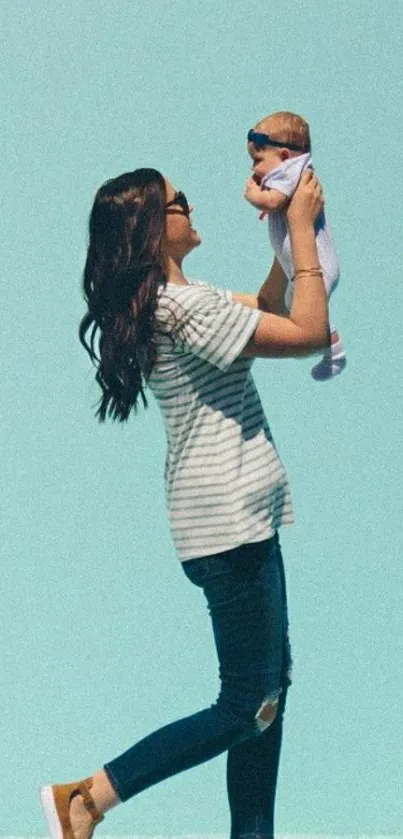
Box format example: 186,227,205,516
286,170,324,229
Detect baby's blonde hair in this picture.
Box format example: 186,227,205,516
255,111,311,153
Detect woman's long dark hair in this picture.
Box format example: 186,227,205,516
79,168,167,422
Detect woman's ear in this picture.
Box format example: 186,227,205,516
280,149,291,162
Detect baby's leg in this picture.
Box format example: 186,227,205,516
322,269,340,298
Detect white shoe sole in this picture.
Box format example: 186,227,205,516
39,785,64,839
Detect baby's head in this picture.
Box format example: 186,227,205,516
248,111,311,182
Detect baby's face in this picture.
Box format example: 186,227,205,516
248,145,284,183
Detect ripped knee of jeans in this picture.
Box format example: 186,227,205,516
255,693,280,733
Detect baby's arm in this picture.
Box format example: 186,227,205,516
244,177,288,212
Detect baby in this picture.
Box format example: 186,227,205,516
244,111,346,381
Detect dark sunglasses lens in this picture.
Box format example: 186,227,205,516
166,191,190,216
176,192,190,215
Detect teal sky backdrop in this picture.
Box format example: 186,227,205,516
2,0,402,835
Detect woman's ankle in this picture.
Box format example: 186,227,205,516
90,769,120,813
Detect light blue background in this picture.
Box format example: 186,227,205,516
2,0,402,834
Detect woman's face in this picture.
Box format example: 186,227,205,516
164,179,201,261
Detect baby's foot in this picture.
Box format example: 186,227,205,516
311,335,347,381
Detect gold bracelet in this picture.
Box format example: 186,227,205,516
292,268,323,281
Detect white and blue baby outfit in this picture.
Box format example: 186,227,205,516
262,153,346,380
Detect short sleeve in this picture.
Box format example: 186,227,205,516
261,152,312,197
158,283,263,371
186,277,233,303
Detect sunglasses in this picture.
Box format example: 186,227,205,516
165,191,190,217
247,128,306,153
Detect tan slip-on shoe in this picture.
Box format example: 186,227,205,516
39,776,104,839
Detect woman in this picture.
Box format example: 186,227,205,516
39,167,328,839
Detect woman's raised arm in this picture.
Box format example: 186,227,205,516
241,171,330,358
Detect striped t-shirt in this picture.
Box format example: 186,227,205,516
147,278,294,561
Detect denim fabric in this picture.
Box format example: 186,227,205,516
104,532,292,839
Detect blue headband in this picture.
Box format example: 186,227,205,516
247,129,306,153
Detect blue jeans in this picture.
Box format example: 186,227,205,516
104,532,292,839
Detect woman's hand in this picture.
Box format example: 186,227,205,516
286,170,324,229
